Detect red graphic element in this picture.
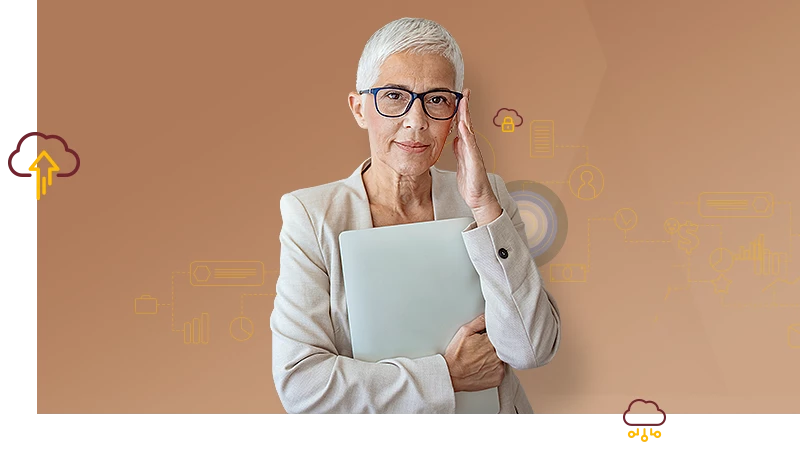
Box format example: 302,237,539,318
623,399,666,426
492,108,523,127
7,132,80,177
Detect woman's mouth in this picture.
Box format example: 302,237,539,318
395,141,430,153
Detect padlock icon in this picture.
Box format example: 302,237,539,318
501,116,515,133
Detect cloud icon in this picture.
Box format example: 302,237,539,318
623,399,666,426
492,108,523,128
8,131,80,177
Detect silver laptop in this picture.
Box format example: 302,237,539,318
339,216,500,414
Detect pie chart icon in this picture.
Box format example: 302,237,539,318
230,316,254,341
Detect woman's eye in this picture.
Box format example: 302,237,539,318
382,90,405,101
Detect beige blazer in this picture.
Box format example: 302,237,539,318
271,156,562,413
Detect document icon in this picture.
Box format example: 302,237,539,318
788,324,800,349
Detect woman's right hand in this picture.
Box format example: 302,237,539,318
443,314,505,392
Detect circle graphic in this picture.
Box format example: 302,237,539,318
568,164,605,200
709,247,734,273
506,180,569,266
664,218,681,235
230,316,254,342
614,208,638,232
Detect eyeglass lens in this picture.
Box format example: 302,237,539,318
375,89,458,119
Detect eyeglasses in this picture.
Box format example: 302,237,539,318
358,86,464,120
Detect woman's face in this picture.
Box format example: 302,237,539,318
349,51,457,177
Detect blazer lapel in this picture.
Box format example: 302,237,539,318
344,157,375,230
430,166,471,221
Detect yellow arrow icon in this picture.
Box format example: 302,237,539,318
28,150,60,200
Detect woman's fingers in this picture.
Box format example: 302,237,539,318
464,88,474,134
459,313,486,335
459,88,473,136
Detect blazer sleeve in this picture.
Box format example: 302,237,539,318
460,173,562,370
270,193,457,413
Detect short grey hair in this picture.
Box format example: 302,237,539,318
356,17,464,93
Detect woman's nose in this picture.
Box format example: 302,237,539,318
402,97,428,130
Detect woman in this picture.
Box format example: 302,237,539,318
270,17,561,414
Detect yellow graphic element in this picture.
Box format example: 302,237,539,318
568,164,604,200
663,218,681,235
549,263,587,283
709,248,735,273
788,324,800,348
28,150,60,201
663,285,689,301
676,221,700,255
625,427,664,444
135,265,277,344
501,116,515,132
230,316,255,342
170,271,189,332
614,208,638,232
529,120,554,158
763,276,800,292
698,192,774,218
732,234,787,276
710,274,733,293
650,428,664,439
181,312,210,344
190,260,265,286
134,294,158,314
661,198,797,306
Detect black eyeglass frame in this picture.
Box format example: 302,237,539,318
357,86,464,120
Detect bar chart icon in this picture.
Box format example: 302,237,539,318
183,312,210,344
733,234,786,276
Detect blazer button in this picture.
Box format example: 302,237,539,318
498,248,508,259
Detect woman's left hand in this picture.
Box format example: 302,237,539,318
453,88,502,225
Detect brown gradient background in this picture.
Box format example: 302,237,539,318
37,0,800,413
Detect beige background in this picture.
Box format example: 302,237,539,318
36,0,800,413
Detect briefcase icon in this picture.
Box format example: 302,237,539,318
134,294,158,315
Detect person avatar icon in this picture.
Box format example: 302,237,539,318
568,164,605,200
577,170,597,199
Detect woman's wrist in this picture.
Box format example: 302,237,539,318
472,201,502,227
443,353,461,392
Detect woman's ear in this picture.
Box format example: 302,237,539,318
348,92,368,129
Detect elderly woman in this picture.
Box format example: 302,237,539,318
270,17,561,414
